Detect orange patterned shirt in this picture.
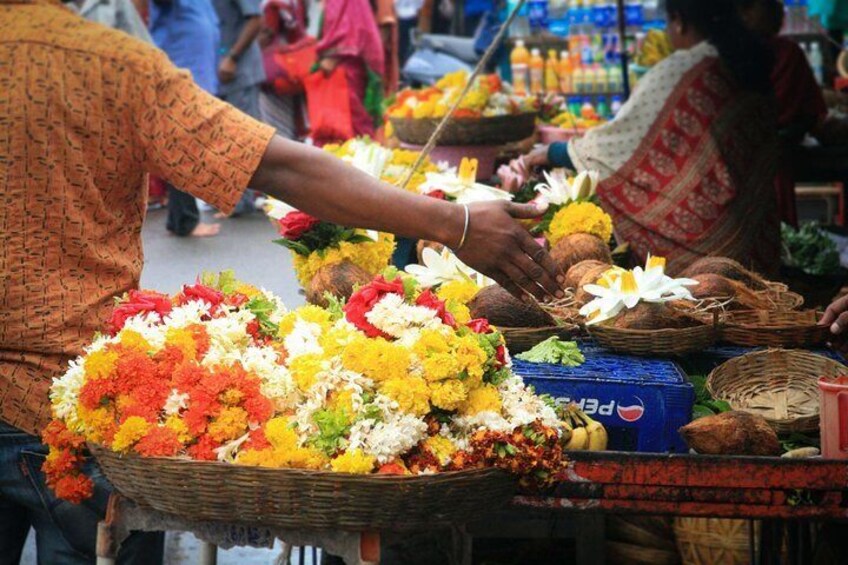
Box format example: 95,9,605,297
0,0,276,435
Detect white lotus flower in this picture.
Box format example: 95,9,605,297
347,142,392,179
405,247,492,289
418,158,513,204
579,256,698,325
535,169,600,206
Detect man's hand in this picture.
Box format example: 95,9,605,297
820,295,848,353
499,146,552,192
218,55,238,84
455,201,564,301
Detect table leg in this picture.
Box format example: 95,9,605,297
199,541,218,565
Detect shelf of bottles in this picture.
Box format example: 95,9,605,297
504,0,665,120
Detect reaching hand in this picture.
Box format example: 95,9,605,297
218,56,237,84
454,201,563,302
499,146,552,193
820,295,848,352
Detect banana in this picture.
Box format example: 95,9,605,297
564,425,589,451
567,405,609,452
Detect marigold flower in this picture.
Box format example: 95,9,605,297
423,435,457,467
207,406,249,443
546,202,613,246
460,384,502,416
135,425,182,457
330,449,376,474
429,379,468,411
436,280,481,306
111,416,150,453
380,376,430,417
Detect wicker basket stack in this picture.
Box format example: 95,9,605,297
674,518,758,565
390,113,537,146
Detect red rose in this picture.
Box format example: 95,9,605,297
495,344,509,368
277,211,320,240
466,318,492,334
107,290,173,335
426,190,447,200
415,290,456,328
177,284,225,309
344,276,406,338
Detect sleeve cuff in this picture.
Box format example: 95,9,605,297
547,142,574,169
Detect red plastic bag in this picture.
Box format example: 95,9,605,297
304,68,354,144
261,36,317,96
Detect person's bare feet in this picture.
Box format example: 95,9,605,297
190,223,221,237
213,211,230,219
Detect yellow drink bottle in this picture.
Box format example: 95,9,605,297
529,48,544,95
510,40,530,96
545,50,560,93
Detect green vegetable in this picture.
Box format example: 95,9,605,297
515,338,585,366
688,374,731,419
781,222,841,276
308,408,353,456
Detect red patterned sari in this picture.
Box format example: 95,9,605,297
568,42,780,276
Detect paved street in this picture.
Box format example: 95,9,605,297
21,207,314,565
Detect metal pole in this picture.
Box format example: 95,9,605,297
199,541,218,565
616,0,632,99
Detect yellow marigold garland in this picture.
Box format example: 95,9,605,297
546,202,613,246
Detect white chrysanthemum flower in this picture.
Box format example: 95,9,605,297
214,432,251,462
259,289,288,325
49,358,86,430
239,346,296,409
119,312,167,351
452,411,514,434
283,319,324,361
347,407,428,464
83,333,115,355
347,141,392,179
365,293,442,341
498,375,560,430
204,309,254,353
163,389,189,416
163,301,211,329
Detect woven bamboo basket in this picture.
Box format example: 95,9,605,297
720,310,829,348
587,323,716,357
90,445,515,532
500,324,580,354
674,518,759,565
390,113,537,146
759,288,805,311
706,349,846,434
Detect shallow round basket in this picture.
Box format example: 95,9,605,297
500,324,580,354
759,288,805,311
390,113,537,146
90,445,515,532
720,310,829,348
587,324,716,357
706,349,846,434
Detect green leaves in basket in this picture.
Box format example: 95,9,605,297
309,408,353,456
781,221,841,276
515,337,585,366
688,374,732,419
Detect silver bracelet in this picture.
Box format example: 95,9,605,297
455,204,470,251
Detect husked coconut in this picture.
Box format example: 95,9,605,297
564,259,610,290
550,233,612,275
601,302,701,330
468,285,555,328
573,263,616,306
682,257,769,291
306,261,372,307
689,273,771,310
679,411,781,456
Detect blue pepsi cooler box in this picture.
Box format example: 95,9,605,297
513,343,694,453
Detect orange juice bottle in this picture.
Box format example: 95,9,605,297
558,50,573,94
529,48,544,95
510,40,530,96
545,50,560,93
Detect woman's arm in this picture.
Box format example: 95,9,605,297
250,136,564,300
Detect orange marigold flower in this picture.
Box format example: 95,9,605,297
51,474,94,504
207,406,249,443
78,378,116,411
187,435,219,461
135,426,182,457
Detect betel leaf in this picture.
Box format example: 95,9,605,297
781,222,841,276
273,238,312,256
692,404,716,420
515,337,585,366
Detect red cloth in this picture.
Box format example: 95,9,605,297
771,37,827,131
316,0,385,78
598,59,780,276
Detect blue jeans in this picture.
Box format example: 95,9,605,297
0,421,163,565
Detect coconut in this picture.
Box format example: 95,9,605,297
679,411,781,456
550,233,612,275
601,302,701,330
689,273,772,310
416,240,445,263
573,263,616,306
468,285,555,328
681,257,769,291
306,261,372,307
564,260,610,290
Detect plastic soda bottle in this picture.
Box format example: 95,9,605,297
530,48,545,95
558,50,573,94
511,40,530,95
545,50,560,93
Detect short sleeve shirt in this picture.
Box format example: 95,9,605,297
0,0,276,435
213,0,266,95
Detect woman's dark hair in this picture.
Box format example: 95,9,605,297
666,0,774,94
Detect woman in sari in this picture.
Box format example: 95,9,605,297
314,0,386,142
507,0,780,276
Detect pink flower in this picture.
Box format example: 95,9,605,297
277,211,320,240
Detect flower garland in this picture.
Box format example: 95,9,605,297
44,270,571,503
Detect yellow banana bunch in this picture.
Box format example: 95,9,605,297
637,30,674,67
560,404,608,451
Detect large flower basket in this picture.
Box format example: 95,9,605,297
390,113,537,146
90,444,515,532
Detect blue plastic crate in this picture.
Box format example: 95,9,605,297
513,345,694,453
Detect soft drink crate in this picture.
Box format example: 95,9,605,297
512,343,694,453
